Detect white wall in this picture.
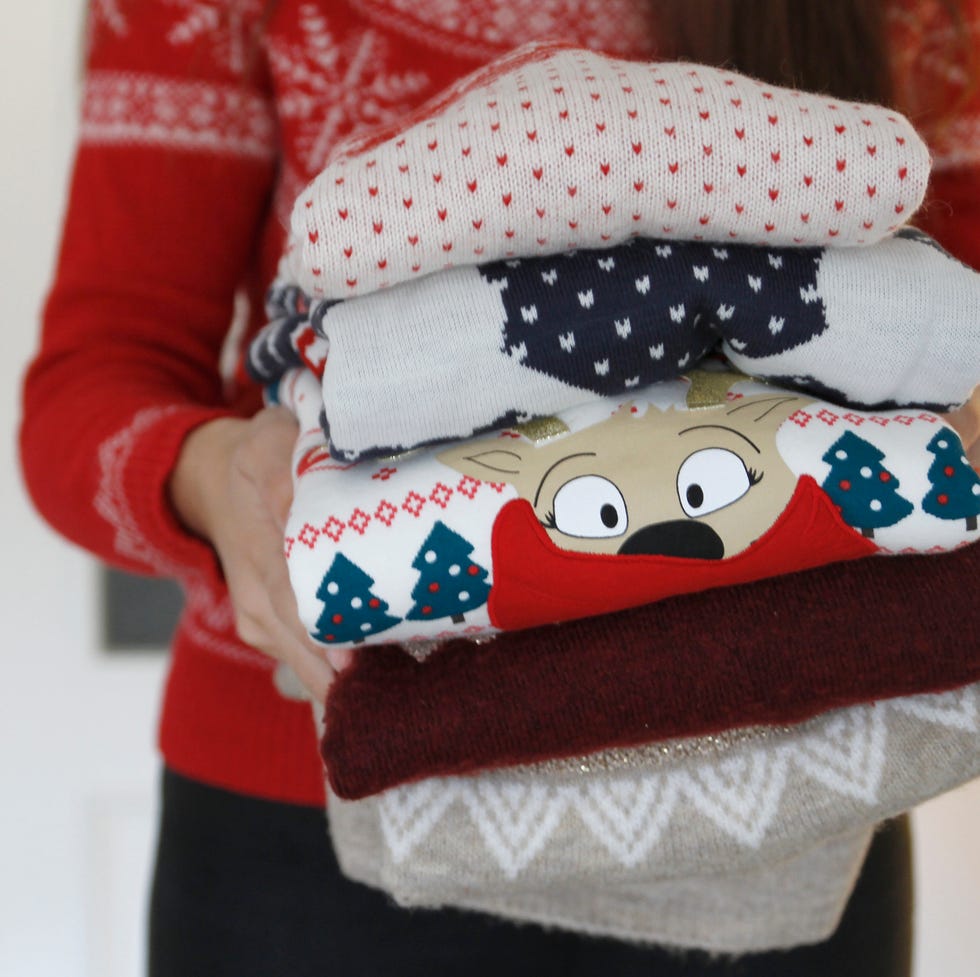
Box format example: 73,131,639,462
0,4,165,976
0,3,976,976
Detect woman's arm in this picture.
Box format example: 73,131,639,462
20,0,277,580
20,1,349,696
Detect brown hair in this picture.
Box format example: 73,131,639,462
652,0,897,105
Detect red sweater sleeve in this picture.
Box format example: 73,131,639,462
20,0,277,578
889,0,980,269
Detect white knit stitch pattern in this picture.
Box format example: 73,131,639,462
95,407,270,667
347,0,658,62
287,44,931,298
81,72,276,158
351,685,978,881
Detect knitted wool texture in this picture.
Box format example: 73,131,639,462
253,228,980,460
325,683,978,883
273,366,980,650
334,818,873,954
321,540,980,799
246,281,327,384
324,682,979,950
285,44,931,299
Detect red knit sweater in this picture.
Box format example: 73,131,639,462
20,0,980,806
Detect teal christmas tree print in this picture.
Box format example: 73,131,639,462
406,521,491,623
821,430,913,538
313,553,400,644
921,429,980,531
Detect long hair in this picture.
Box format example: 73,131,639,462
651,0,974,111
651,0,895,103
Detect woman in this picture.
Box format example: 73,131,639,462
20,1,979,973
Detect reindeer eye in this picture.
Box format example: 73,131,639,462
552,475,628,538
677,448,755,518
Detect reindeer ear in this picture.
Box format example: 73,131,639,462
437,442,527,478
725,392,809,429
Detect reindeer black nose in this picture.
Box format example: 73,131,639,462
617,520,725,560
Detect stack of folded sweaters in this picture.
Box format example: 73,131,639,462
246,43,980,952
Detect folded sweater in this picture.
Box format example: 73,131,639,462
284,43,930,299
321,535,980,799
259,229,980,461
326,682,979,950
274,366,980,653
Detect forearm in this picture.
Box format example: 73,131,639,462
19,145,263,576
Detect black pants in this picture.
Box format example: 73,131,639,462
149,768,912,977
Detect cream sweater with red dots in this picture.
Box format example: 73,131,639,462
20,0,980,806
285,44,931,300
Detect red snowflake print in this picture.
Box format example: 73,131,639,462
403,491,427,517
348,508,371,534
298,523,320,549
429,482,454,508
374,500,398,526
456,475,481,499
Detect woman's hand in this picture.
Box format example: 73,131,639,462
169,408,351,701
945,386,980,470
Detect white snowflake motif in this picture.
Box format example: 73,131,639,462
353,0,658,60
90,0,129,36
164,0,265,76
269,3,430,181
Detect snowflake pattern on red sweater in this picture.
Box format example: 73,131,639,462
348,0,658,61
82,0,276,157
88,0,265,69
268,3,434,207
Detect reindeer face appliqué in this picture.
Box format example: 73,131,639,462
439,385,809,560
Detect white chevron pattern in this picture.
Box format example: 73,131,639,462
678,751,791,847
373,686,978,875
792,708,888,803
378,779,461,861
461,781,570,877
575,775,679,867
890,686,978,729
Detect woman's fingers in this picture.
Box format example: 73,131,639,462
945,386,980,469
170,408,339,700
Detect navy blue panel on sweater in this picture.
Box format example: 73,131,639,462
482,239,827,395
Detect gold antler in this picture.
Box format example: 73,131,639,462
684,367,750,410
512,416,571,443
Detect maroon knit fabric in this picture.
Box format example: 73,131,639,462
322,543,978,799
